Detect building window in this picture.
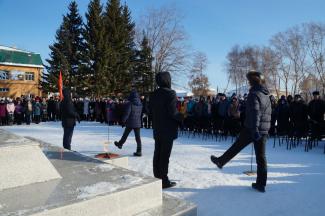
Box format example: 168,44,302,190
0,70,9,80
0,88,9,92
10,70,25,80
25,72,35,81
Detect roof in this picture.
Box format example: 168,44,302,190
0,45,44,68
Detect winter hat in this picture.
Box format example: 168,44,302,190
246,70,265,85
294,94,302,100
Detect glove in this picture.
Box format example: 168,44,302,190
253,131,262,142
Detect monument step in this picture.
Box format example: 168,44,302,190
0,131,162,216
0,130,61,191
136,194,197,216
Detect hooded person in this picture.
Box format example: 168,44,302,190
60,88,80,150
211,70,272,193
149,71,184,189
308,91,325,141
114,89,143,156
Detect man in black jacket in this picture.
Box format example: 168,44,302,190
211,71,272,193
150,72,184,189
308,91,325,141
60,88,80,150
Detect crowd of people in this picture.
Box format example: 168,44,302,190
1,70,324,192
177,91,325,142
1,90,324,142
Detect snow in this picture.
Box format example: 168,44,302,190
77,182,118,199
4,121,325,216
77,175,144,199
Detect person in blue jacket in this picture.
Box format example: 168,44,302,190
114,89,143,156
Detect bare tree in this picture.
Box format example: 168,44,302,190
260,47,280,97
188,51,210,96
226,45,245,94
303,22,325,94
136,5,190,86
271,26,308,95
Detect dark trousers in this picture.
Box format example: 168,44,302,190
34,115,41,124
25,114,31,125
63,127,74,150
153,138,173,184
311,121,323,140
219,128,268,186
118,127,142,152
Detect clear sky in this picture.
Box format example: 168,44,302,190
1,0,325,91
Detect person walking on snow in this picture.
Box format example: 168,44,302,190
114,89,143,156
211,70,272,193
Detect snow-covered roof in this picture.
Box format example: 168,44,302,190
0,45,43,68
0,62,44,68
0,45,39,54
175,89,194,97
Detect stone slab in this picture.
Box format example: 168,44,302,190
0,130,62,191
102,156,129,169
136,194,197,216
0,133,162,216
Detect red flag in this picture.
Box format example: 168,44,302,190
58,71,63,101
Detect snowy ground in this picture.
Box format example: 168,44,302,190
3,121,325,216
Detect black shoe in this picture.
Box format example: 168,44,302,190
162,181,176,189
252,183,265,193
133,152,142,157
114,141,122,149
210,155,223,169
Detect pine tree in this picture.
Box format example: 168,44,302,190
134,35,153,94
82,0,109,97
120,4,136,93
104,0,136,94
104,0,123,94
43,17,70,93
44,1,83,94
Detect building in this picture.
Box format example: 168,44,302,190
0,45,44,98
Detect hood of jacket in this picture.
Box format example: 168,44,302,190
250,84,269,95
128,90,141,106
156,72,171,89
62,88,72,102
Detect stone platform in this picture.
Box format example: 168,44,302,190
0,130,197,216
0,131,61,191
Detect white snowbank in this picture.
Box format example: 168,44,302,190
5,122,325,216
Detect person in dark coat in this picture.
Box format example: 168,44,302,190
269,95,277,136
276,96,290,136
114,90,143,156
211,70,272,193
308,91,325,140
0,98,6,126
290,94,308,138
149,72,184,189
60,88,80,150
47,97,56,121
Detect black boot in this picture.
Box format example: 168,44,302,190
210,155,223,169
252,183,265,193
162,181,176,189
133,151,142,157
114,141,123,149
